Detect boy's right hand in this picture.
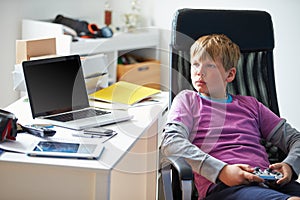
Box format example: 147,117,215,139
218,164,264,186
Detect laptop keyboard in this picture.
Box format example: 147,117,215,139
46,108,111,122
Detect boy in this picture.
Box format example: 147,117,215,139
161,34,300,199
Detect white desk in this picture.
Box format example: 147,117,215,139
0,92,168,200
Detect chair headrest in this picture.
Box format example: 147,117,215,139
172,9,275,52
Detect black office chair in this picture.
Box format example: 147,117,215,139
160,8,285,200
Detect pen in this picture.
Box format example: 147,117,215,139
72,133,103,138
102,132,117,143
84,72,107,79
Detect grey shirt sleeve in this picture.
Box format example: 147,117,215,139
161,122,227,183
267,119,300,175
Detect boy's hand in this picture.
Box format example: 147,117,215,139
269,162,293,185
218,164,264,186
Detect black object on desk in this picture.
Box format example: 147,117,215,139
19,124,56,138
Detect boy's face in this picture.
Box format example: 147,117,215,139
190,57,236,98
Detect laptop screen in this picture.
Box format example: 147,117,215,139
23,55,90,118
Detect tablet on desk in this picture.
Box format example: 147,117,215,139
27,141,104,160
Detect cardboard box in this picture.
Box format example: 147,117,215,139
22,19,72,55
117,60,161,89
16,38,56,64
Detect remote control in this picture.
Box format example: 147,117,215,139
253,167,283,181
21,125,56,137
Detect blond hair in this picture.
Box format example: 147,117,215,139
190,34,240,71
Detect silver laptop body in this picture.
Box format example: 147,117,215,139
22,55,132,130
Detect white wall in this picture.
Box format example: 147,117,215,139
1,0,299,129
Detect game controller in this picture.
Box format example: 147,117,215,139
253,167,283,181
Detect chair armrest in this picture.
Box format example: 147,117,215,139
161,156,193,180
161,156,193,200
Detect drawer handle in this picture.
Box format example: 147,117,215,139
138,66,149,71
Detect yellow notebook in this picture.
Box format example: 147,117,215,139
89,81,161,105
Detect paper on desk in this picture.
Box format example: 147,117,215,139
89,91,163,110
12,64,26,91
90,100,129,110
0,133,38,153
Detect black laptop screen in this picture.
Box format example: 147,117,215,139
23,55,90,118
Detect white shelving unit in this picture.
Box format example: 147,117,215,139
22,19,160,84
71,29,160,83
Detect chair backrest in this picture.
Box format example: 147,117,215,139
170,8,280,117
164,9,285,200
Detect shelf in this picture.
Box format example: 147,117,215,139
22,19,160,85
71,29,159,55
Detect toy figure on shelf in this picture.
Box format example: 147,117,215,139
123,0,141,32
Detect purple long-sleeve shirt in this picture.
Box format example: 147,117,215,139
161,90,300,199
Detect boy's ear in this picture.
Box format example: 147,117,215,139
226,68,236,83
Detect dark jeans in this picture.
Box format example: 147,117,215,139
204,179,300,200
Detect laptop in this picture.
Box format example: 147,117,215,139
22,55,133,130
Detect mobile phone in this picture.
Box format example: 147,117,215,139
83,127,113,136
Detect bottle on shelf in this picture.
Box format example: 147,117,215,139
104,0,112,27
